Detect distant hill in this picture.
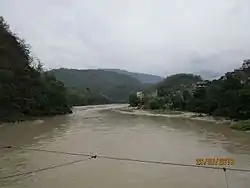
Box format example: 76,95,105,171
194,70,221,80
103,69,163,84
48,68,144,102
157,73,202,96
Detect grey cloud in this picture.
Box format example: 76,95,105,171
0,0,250,76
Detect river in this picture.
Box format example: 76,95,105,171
0,104,250,188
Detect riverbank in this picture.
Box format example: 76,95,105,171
112,107,250,131
112,106,232,124
230,120,250,131
0,108,72,124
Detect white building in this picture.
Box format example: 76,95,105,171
136,91,144,100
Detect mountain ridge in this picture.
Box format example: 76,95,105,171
102,69,163,83
48,68,144,102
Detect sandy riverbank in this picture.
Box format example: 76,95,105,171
111,107,232,124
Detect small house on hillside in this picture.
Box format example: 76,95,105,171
136,91,144,100
196,81,208,88
151,90,158,97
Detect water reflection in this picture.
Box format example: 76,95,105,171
0,114,71,150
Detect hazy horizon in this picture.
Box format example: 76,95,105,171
1,0,250,77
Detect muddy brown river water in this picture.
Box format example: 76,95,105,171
0,104,250,188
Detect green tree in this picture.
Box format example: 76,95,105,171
169,60,250,120
128,94,140,107
153,60,250,122
0,16,72,122
148,97,165,110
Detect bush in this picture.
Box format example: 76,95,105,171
0,16,72,121
230,120,250,131
128,94,139,107
212,108,230,117
148,97,165,110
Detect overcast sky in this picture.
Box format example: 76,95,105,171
1,0,250,77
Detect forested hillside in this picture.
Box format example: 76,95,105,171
157,74,202,96
49,68,144,102
0,17,72,122
129,74,203,109
67,87,110,106
129,60,250,124
184,60,250,120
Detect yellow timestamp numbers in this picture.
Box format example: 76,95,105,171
196,157,234,166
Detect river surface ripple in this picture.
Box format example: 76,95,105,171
0,104,250,188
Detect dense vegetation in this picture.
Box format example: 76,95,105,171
175,61,250,120
230,120,250,131
0,17,72,122
157,73,202,96
129,61,250,131
49,68,144,103
129,74,203,109
67,87,110,106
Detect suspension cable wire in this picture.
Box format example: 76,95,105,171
1,144,250,173
82,116,102,120
223,168,229,188
0,156,92,180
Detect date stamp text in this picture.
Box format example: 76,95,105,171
196,157,234,166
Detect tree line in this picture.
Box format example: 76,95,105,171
129,60,250,122
48,68,143,103
0,16,73,122
66,87,111,106
0,17,113,122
